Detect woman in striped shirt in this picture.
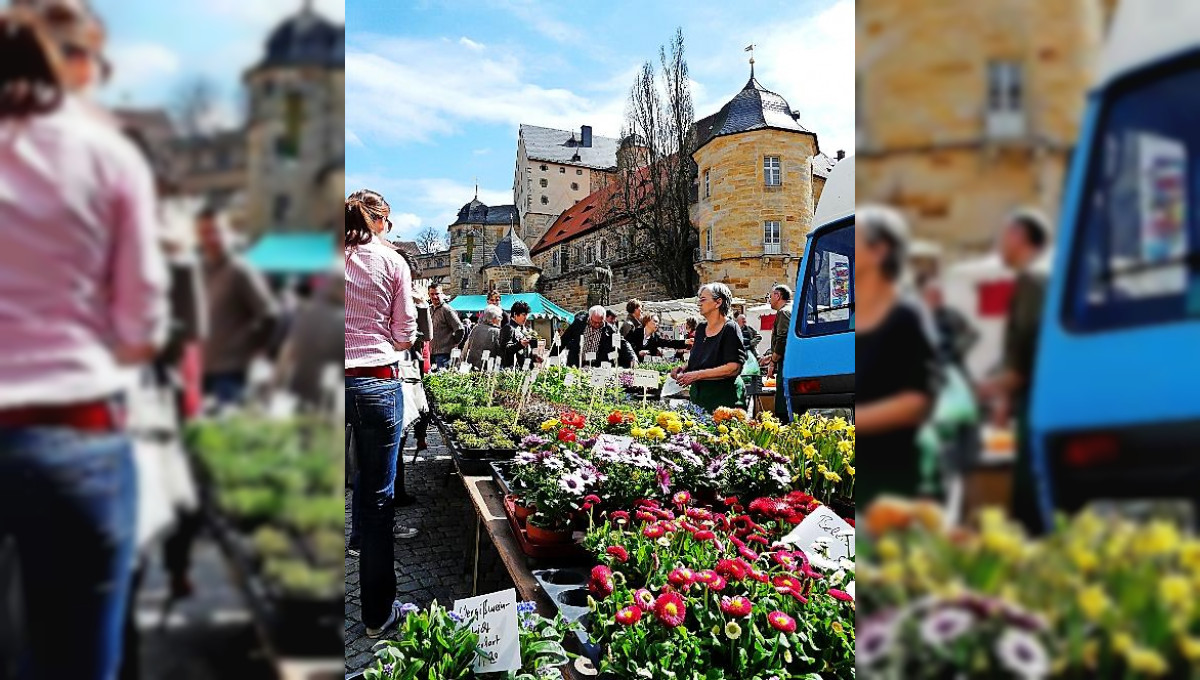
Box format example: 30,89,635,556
344,190,418,639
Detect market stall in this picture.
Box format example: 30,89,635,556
448,292,575,345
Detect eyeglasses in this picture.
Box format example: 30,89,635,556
385,217,393,231
698,296,715,304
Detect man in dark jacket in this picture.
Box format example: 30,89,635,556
560,305,636,369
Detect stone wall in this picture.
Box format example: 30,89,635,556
533,248,671,315
483,264,540,295
447,222,509,296
691,128,819,300
856,0,1108,258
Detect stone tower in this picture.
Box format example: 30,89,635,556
446,195,520,296
482,226,541,294
690,65,821,297
243,1,344,237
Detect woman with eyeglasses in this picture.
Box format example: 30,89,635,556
344,189,419,639
670,283,747,413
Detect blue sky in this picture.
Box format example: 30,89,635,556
346,0,854,244
93,0,344,127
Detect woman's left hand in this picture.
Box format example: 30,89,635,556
675,371,697,387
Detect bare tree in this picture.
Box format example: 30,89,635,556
172,76,220,138
600,28,699,298
414,226,446,254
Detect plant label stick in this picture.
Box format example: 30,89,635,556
584,352,596,366
458,362,472,374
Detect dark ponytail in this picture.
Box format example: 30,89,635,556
0,11,65,120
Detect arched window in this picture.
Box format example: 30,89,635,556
598,239,607,261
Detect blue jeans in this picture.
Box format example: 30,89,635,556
345,377,401,628
431,354,451,370
0,426,136,680
203,371,246,407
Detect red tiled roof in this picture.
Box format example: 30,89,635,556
531,165,656,255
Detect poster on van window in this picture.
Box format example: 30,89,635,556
1129,132,1188,297
825,254,851,321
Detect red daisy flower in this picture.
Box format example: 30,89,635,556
557,428,577,443
828,588,853,602
635,510,657,523
773,551,799,570
606,545,629,563
706,574,727,591
746,534,769,546
615,605,642,626
723,496,740,507
694,570,717,585
609,510,630,524
607,412,624,426
672,491,691,507
643,524,666,539
738,546,760,562
748,568,770,583
667,568,695,588
634,588,655,612
693,530,716,542
653,592,687,628
773,575,802,595
719,595,753,617
715,559,748,582
767,610,797,633
589,565,614,599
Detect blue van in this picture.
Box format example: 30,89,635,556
1030,2,1200,523
783,156,855,417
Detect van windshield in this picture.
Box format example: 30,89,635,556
795,218,854,337
1065,57,1200,331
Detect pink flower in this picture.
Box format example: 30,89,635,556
672,490,691,507
643,524,666,539
693,530,716,542
606,545,630,563
589,565,614,599
615,606,642,626
828,588,853,602
767,610,797,633
654,592,687,628
719,595,753,617
715,559,748,582
668,568,695,588
634,588,655,612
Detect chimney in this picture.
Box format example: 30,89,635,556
836,149,845,160
581,125,592,148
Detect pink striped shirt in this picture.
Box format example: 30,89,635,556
0,97,168,408
344,235,418,368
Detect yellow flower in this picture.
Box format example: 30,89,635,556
647,427,666,440
877,537,901,561
837,440,853,455
1133,521,1179,559
1179,636,1200,662
823,470,841,483
667,421,682,434
1111,632,1133,654
540,419,560,431
631,427,645,438
718,425,729,435
817,464,828,474
710,625,721,636
831,621,844,635
799,428,812,439
1077,585,1109,622
1160,575,1191,613
1125,646,1169,676
846,465,855,476
803,444,817,459
1070,545,1098,573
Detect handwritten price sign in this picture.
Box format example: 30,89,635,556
453,589,521,673
780,506,855,561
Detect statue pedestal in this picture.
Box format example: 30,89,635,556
588,283,610,308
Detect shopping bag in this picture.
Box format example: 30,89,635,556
932,364,978,430
133,437,177,550
398,358,428,434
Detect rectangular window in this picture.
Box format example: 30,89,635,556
986,60,1025,138
559,167,566,174
561,248,570,273
577,168,583,175
704,169,711,198
705,223,714,258
764,156,781,186
763,221,782,254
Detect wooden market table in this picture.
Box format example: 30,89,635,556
458,471,597,679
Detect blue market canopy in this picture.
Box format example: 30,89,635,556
244,232,334,274
447,293,574,322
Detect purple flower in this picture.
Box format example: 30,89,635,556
399,603,420,617
580,436,598,449
656,466,672,494
520,434,548,448
448,611,465,624
618,371,635,387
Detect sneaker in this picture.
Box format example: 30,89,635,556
347,539,360,558
395,525,419,540
366,601,402,639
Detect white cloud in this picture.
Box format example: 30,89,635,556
345,174,513,241
105,42,181,98
346,35,628,146
473,148,492,155
753,0,855,155
201,0,344,29
347,130,364,147
459,37,486,51
487,0,582,44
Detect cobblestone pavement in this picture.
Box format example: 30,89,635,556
344,429,514,674
131,538,274,679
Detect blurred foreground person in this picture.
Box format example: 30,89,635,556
344,190,418,639
977,209,1050,534
0,12,167,679
197,207,278,407
921,277,978,371
854,207,939,511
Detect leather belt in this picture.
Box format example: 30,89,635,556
345,365,398,379
0,400,122,433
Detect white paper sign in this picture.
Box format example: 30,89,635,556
631,369,659,389
589,368,612,388
563,372,576,387
451,348,462,360
267,392,298,419
248,357,274,386
458,362,472,374
453,589,521,673
781,506,855,561
608,350,618,362
682,352,691,362
523,359,533,371
584,352,597,363
481,350,491,364
591,434,634,457
599,361,613,370
660,377,686,397
520,372,536,397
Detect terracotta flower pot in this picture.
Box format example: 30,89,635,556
513,499,535,526
526,521,572,544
